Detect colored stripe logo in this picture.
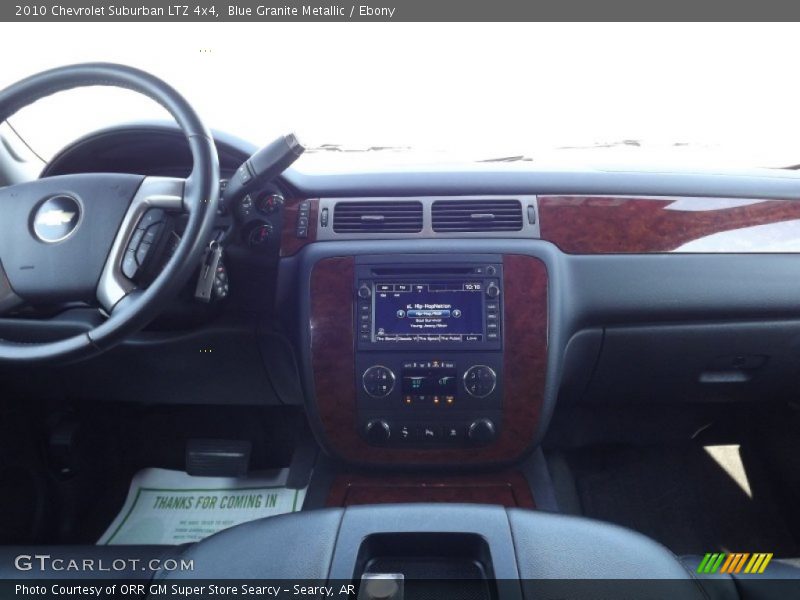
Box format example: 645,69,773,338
697,552,773,574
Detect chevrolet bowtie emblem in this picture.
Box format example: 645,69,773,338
36,209,76,227
32,195,82,243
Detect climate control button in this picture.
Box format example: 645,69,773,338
362,365,396,397
364,419,391,444
463,365,497,398
468,418,497,445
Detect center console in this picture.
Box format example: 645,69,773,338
307,251,548,467
354,258,505,448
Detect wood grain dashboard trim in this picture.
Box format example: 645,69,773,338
309,254,548,466
326,471,536,508
538,195,800,254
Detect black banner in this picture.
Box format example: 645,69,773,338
4,579,800,599
4,0,800,22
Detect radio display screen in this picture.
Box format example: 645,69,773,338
373,281,485,342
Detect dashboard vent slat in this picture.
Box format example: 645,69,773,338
432,199,523,232
334,201,423,233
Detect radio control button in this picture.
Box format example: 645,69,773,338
363,366,396,398
486,283,500,298
487,332,499,341
463,365,497,398
486,302,499,311
357,284,371,299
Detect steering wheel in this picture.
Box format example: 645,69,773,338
0,63,219,363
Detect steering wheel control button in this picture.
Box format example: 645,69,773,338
137,208,164,231
363,365,396,398
32,195,82,243
122,252,139,279
463,365,497,398
135,242,151,266
142,224,160,245
128,228,144,250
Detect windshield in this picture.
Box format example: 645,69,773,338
2,22,799,172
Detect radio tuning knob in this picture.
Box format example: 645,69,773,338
486,283,500,298
364,419,391,445
468,419,497,445
358,284,372,299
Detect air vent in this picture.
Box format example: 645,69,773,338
432,199,523,232
333,201,423,233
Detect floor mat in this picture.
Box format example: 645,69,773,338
98,468,306,545
567,444,798,557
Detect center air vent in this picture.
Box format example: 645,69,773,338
432,199,523,232
333,201,423,233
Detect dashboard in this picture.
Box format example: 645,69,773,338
32,121,800,469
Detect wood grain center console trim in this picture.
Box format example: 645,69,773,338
309,254,548,466
326,471,536,508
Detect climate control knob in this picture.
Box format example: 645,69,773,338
362,365,396,398
463,365,497,398
468,419,497,445
364,419,391,445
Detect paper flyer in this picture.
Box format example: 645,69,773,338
98,468,306,545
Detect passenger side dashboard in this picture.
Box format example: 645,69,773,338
282,191,800,467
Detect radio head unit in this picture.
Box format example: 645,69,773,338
355,262,502,350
